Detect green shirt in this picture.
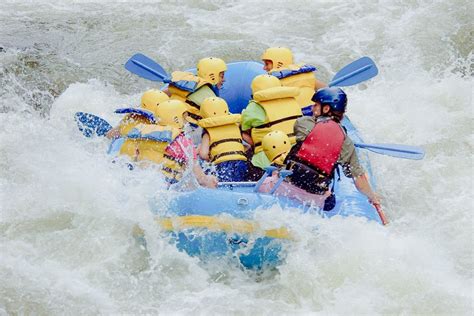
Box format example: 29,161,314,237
187,85,216,105
294,116,365,178
241,101,266,131
251,151,271,169
241,101,272,169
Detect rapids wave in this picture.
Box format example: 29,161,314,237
0,1,472,314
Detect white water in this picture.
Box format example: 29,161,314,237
0,1,472,314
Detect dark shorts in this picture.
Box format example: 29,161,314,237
286,160,331,195
216,160,249,182
287,160,337,211
245,163,265,181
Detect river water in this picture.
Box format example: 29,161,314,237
0,1,472,314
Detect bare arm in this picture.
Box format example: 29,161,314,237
199,133,210,161
242,131,254,147
193,163,217,188
353,173,380,205
162,87,171,97
339,136,381,205
106,127,121,139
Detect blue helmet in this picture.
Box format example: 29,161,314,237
312,87,347,112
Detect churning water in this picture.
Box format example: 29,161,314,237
0,1,472,314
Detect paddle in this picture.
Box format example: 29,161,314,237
269,170,293,195
126,53,378,89
329,57,378,87
354,143,425,160
74,112,112,137
217,181,257,188
254,166,278,192
73,112,424,160
125,53,171,83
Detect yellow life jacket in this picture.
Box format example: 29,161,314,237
198,114,247,164
118,114,153,136
119,124,185,183
168,71,216,124
271,64,317,109
251,86,302,153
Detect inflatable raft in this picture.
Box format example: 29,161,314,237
76,56,424,270
141,61,384,270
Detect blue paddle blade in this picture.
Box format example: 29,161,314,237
125,53,170,82
74,112,112,137
354,143,425,160
329,57,378,87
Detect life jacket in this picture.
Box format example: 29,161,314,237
270,64,317,112
295,117,345,176
198,114,247,164
250,86,302,153
119,124,185,183
168,71,217,124
115,108,156,123
115,108,156,136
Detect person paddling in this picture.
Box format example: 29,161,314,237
284,87,381,210
258,130,331,207
114,99,217,188
106,89,169,139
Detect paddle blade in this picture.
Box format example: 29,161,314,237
354,143,425,160
125,53,170,82
74,112,112,137
329,57,378,87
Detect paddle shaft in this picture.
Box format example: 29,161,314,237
127,54,376,88
329,64,373,87
254,166,277,192
355,143,422,155
218,181,257,188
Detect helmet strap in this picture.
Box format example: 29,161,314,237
312,103,322,118
330,111,344,123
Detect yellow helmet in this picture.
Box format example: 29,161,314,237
200,97,229,118
197,57,227,85
261,47,294,71
251,74,281,95
155,100,188,128
140,89,170,115
262,131,291,165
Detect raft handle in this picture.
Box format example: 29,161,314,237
237,197,249,206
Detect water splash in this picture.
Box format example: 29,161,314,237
0,1,472,314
